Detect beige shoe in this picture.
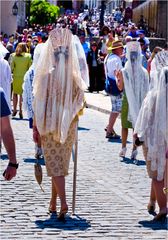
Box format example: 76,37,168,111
119,147,127,157
130,149,138,159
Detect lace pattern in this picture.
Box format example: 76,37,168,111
23,67,34,119
134,53,168,181
33,28,89,143
122,41,149,128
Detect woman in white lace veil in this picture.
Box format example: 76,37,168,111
33,28,89,219
22,43,45,159
117,41,149,160
134,50,168,221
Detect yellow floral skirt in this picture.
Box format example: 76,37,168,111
41,119,78,177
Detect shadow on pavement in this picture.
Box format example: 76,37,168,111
138,219,168,230
78,127,90,131
107,138,122,143
0,154,8,160
35,214,91,230
107,139,131,144
120,157,146,166
11,117,29,121
24,158,45,166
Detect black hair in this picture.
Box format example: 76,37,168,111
138,38,145,45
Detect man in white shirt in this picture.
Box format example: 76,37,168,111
104,40,124,139
0,43,12,109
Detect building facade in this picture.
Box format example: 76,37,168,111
0,0,26,35
47,0,57,4
132,0,167,39
106,0,123,13
84,0,98,9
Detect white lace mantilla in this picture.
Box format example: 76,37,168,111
134,50,168,180
33,28,89,143
122,41,149,128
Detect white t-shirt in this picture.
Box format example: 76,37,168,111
104,53,122,79
0,58,12,109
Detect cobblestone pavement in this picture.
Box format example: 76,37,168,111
0,99,167,239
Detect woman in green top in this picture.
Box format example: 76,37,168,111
11,42,32,118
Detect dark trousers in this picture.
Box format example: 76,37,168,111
89,66,100,92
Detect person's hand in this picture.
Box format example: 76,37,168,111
115,70,121,82
3,166,17,181
153,46,162,54
133,133,138,139
33,126,39,143
133,133,138,144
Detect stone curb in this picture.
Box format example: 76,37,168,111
86,104,111,115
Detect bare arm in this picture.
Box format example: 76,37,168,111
1,116,17,180
115,70,124,91
1,116,16,163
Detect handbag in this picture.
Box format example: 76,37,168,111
34,159,44,192
105,76,122,96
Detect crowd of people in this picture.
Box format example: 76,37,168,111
0,9,167,223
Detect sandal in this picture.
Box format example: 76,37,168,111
48,207,57,215
147,202,156,215
48,201,57,215
153,212,167,222
106,131,120,139
130,149,138,160
19,111,23,119
57,207,68,221
119,147,127,158
12,110,17,117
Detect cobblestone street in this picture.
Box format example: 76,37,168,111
0,93,167,239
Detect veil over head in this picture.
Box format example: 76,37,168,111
0,43,9,59
134,50,168,181
33,28,89,143
150,50,168,90
32,43,45,73
122,41,149,127
23,43,45,119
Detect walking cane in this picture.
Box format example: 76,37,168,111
72,121,78,215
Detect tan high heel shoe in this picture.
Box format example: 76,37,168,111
147,201,156,215
19,111,23,119
153,212,167,222
12,110,17,117
48,200,57,214
48,207,57,215
57,207,68,220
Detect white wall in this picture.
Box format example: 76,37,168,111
0,1,17,35
0,1,26,36
47,0,57,5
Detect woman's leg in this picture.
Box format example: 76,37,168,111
119,127,128,157
149,180,156,204
147,180,156,213
52,176,68,211
131,129,138,160
121,127,128,148
49,177,57,212
106,112,119,135
19,95,22,113
19,95,23,118
13,93,18,113
153,179,167,213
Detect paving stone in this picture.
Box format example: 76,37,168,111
0,99,167,239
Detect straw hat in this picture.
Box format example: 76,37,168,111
109,40,124,51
